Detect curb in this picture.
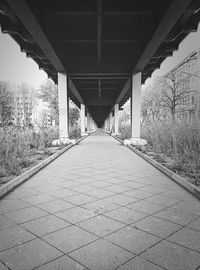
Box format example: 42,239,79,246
0,135,89,199
112,135,200,200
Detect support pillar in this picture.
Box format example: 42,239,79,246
109,112,113,132
87,112,90,133
114,104,119,134
81,104,86,136
58,72,69,143
130,72,147,145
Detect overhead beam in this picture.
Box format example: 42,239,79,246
97,0,102,62
59,39,140,44
68,79,84,104
72,76,129,80
114,78,131,105
6,0,65,72
103,11,153,16
135,0,193,72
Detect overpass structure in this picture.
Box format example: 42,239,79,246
0,0,200,142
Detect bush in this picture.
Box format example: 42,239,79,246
69,125,81,139
0,126,59,177
119,123,131,140
142,120,200,183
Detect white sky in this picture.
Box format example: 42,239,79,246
0,32,47,89
0,21,200,89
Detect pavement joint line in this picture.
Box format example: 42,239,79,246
0,135,90,200
114,255,168,270
111,134,200,201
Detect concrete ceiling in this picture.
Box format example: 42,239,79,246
0,0,200,126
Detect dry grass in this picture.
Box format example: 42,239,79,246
142,120,200,185
0,126,59,177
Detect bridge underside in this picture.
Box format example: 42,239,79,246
0,0,200,126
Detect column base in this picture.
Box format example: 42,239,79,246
124,137,147,146
52,138,74,146
81,132,88,137
111,132,120,136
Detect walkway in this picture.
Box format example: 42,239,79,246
0,130,200,270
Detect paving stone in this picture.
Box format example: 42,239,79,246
5,206,48,224
0,262,9,270
167,227,200,252
78,215,124,237
187,217,200,232
33,184,61,193
69,239,133,270
138,186,165,195
173,199,200,215
85,189,116,199
123,189,154,199
0,199,31,214
90,181,113,188
5,188,40,199
145,194,180,207
104,207,147,225
126,200,165,215
55,206,97,224
0,225,35,251
63,194,97,205
46,189,79,199
21,194,57,205
21,215,70,236
133,216,182,238
0,238,62,270
36,199,75,214
142,240,200,270
105,194,139,206
117,256,164,270
43,226,98,253
36,255,87,270
105,226,160,254
0,215,16,230
154,207,199,225
103,184,131,193
69,184,96,193
83,199,118,214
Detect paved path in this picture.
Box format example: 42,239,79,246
0,130,200,270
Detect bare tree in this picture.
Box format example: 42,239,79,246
156,72,193,120
141,84,164,126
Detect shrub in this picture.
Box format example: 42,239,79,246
0,125,59,177
119,123,131,140
69,125,81,139
142,119,200,183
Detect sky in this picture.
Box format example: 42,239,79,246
0,21,200,89
0,32,47,89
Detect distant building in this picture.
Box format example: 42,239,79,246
168,50,200,120
13,84,53,128
14,84,36,126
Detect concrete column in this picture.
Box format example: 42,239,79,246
58,72,69,141
109,112,113,132
131,72,146,145
81,104,85,136
87,112,90,133
114,104,119,134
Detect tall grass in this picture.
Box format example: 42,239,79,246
0,126,59,177
142,120,200,183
